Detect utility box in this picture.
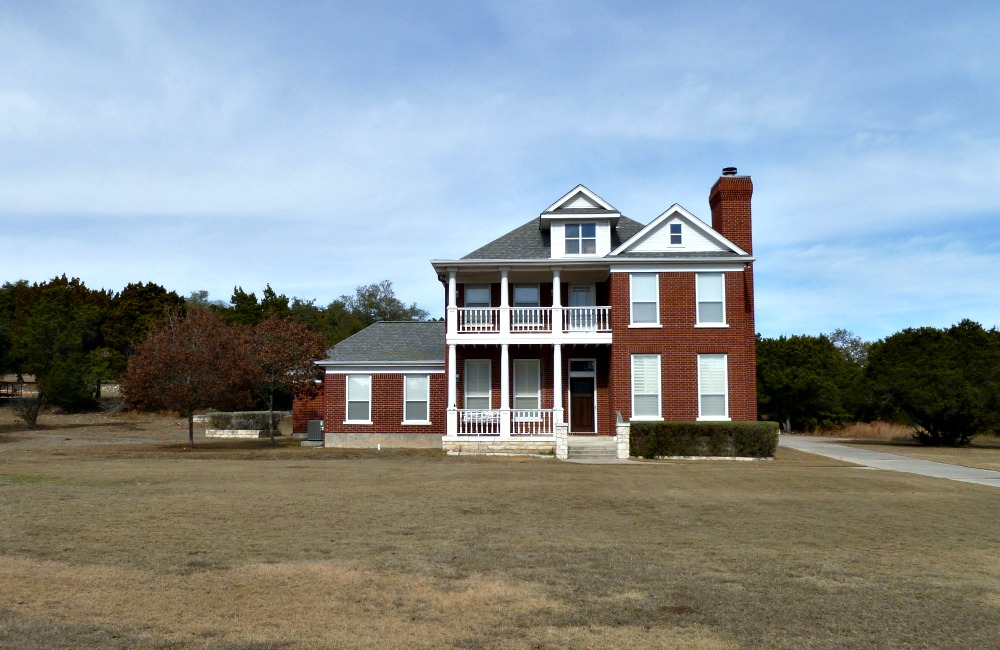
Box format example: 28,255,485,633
306,420,324,442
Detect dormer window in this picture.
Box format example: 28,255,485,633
566,223,597,255
670,223,682,245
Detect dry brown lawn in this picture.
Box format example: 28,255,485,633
2,408,999,649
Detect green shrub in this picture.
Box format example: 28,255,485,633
629,421,778,459
208,411,282,431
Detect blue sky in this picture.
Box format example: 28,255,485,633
3,1,998,341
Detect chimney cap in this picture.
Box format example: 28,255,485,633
722,167,738,176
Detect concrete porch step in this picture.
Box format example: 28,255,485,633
567,436,617,459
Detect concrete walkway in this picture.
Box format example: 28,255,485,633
779,435,1000,488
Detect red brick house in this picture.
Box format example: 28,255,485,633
300,169,757,456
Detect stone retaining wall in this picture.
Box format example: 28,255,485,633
205,429,270,439
443,439,555,456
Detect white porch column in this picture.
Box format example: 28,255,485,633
551,266,563,336
447,344,457,436
500,343,511,438
446,269,458,337
553,343,564,425
499,267,510,336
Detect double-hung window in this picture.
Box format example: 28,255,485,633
631,354,661,420
464,359,491,410
696,273,725,325
513,285,541,328
513,359,540,413
698,354,728,420
345,375,371,423
403,375,430,423
669,222,682,245
566,223,597,254
630,273,659,326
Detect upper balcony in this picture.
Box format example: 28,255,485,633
448,305,612,344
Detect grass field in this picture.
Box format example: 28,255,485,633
2,409,999,649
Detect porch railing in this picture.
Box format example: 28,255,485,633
455,408,556,436
455,306,611,335
457,307,499,333
562,306,611,332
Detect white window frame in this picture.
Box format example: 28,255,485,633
513,358,541,417
345,374,372,424
696,273,727,327
669,222,682,245
464,359,491,410
402,374,430,424
565,222,597,255
630,354,662,420
697,354,730,421
630,273,660,327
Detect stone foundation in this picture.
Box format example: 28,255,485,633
324,433,443,449
443,438,556,457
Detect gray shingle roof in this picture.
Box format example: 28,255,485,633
322,321,444,364
461,216,647,260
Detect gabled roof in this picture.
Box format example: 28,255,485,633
319,321,445,366
461,215,646,260
610,204,750,258
539,184,621,228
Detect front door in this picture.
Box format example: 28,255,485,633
569,376,595,433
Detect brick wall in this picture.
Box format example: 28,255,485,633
609,269,757,423
323,372,447,435
291,385,325,433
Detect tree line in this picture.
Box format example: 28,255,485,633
757,321,1000,446
0,276,428,430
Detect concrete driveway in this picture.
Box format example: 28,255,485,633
779,435,1000,488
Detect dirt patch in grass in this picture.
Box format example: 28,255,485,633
2,409,1000,648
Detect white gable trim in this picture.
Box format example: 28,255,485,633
609,204,749,257
542,184,618,214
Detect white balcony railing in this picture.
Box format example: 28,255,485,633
455,306,611,335
562,306,611,332
510,307,551,333
456,409,555,436
457,307,499,333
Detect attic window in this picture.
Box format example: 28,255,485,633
670,223,682,245
566,223,596,255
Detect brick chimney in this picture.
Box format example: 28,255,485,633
709,167,753,254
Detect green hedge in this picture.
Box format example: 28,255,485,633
629,421,779,459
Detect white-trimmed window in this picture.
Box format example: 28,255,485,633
696,273,725,325
669,222,682,245
698,354,729,420
513,359,540,411
345,375,371,423
630,273,659,325
631,354,661,420
464,284,491,308
566,223,597,254
464,359,491,410
403,375,430,423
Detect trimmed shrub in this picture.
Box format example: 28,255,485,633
208,411,283,431
630,421,779,459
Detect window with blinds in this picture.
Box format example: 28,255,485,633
696,273,725,325
630,273,659,325
698,354,728,419
464,359,491,410
403,375,429,423
346,375,371,422
513,359,540,410
631,354,661,419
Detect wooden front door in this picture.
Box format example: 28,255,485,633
569,376,595,433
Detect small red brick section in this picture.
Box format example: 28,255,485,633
322,373,447,435
292,389,324,433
